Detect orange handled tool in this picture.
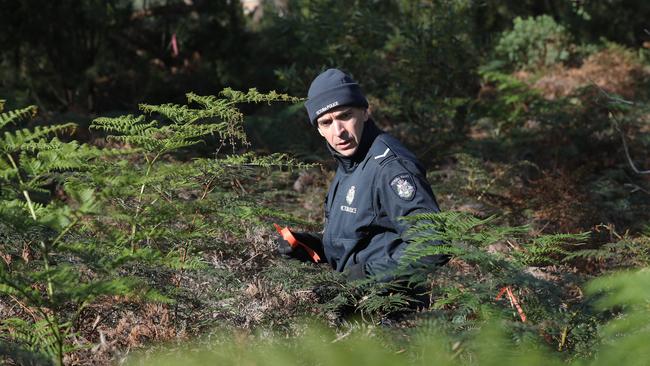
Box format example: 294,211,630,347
273,223,321,263
496,286,527,322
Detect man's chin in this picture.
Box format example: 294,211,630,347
336,146,357,156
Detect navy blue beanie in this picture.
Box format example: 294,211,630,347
304,69,368,125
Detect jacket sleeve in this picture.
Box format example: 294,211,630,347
374,157,449,273
375,157,440,238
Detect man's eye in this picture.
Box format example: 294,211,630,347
319,120,332,127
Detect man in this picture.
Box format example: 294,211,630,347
278,68,445,282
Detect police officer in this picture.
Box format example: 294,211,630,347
278,68,445,282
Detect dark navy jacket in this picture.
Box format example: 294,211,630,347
322,119,440,278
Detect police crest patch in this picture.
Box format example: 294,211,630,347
390,174,416,200
346,185,356,205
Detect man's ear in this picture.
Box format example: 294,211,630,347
317,126,326,137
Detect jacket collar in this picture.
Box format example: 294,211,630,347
327,118,382,173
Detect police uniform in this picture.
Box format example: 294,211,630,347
322,119,440,279
279,68,444,281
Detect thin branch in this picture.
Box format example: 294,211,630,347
588,77,634,105
609,112,650,175
588,79,650,175
9,294,39,322
624,183,650,195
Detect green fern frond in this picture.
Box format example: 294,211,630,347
0,159,19,180
1,318,64,359
519,232,590,265
0,339,55,366
173,122,233,140
91,114,156,135
0,283,20,296
402,211,528,247
164,250,208,271
219,152,317,170
0,198,46,220
0,124,76,154
564,248,615,261
0,105,37,130
139,103,204,124
140,99,246,142
93,90,301,164
180,96,245,125
20,137,66,152
586,268,650,356
564,237,650,267
218,88,302,104
106,134,166,152
357,290,412,316
431,286,481,312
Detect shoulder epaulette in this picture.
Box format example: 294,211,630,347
369,137,397,166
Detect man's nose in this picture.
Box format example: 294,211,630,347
332,120,346,136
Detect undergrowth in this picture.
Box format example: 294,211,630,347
1,56,649,364
0,90,309,365
131,267,650,366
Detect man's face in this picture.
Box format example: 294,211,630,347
316,106,368,157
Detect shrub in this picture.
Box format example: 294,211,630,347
496,15,571,70
256,0,478,150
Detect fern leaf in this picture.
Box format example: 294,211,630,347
139,103,203,124
0,124,76,153
91,115,157,135
0,105,37,130
218,88,302,104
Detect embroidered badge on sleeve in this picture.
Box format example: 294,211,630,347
390,174,416,200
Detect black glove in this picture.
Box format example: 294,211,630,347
276,231,325,263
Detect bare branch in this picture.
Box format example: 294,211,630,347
624,183,650,195
588,77,634,105
609,112,650,175
587,79,650,175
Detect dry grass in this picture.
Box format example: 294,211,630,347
237,278,319,328
65,298,185,365
516,48,649,100
513,169,593,233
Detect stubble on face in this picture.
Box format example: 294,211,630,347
316,106,368,157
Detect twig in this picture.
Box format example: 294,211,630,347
9,294,39,322
558,325,569,351
234,178,248,194
588,79,650,175
624,183,650,195
588,77,634,105
331,328,353,343
609,113,650,175
241,252,261,266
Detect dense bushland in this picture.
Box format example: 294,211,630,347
0,91,308,365
1,1,649,365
